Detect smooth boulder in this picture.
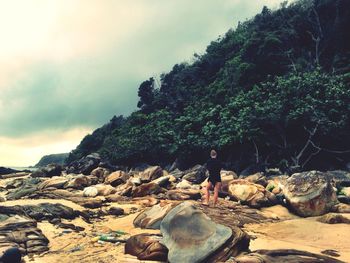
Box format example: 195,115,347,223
282,171,338,217
160,201,232,263
228,179,277,208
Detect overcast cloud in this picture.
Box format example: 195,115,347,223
0,0,287,166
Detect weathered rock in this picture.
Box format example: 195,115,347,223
107,207,124,216
0,216,49,255
0,203,78,221
125,234,168,261
160,201,233,263
115,180,134,197
37,176,69,190
66,153,101,175
182,165,207,184
6,178,42,200
68,197,104,208
332,203,350,213
31,164,62,178
104,171,129,186
170,168,184,179
166,189,201,201
235,249,344,263
132,182,162,198
64,174,98,189
317,213,350,224
282,171,338,217
326,170,350,188
83,186,98,197
83,184,116,197
228,180,277,208
245,173,268,187
266,176,289,196
340,187,350,197
152,175,170,187
140,166,163,182
338,195,350,204
176,179,193,189
134,202,177,229
129,177,142,186
91,167,110,180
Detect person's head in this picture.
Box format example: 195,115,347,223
210,149,217,158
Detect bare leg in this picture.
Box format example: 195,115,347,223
213,182,222,207
203,181,212,205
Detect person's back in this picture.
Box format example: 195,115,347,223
206,157,222,184
203,150,222,207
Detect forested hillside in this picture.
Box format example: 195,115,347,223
67,0,350,172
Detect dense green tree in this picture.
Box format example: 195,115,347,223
68,0,350,171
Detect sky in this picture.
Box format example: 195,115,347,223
0,0,288,167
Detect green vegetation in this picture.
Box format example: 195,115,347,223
68,0,350,171
35,153,69,167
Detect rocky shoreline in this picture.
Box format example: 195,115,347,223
0,156,349,262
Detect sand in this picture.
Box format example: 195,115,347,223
1,198,349,262
245,206,350,262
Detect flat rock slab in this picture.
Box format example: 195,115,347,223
160,201,232,263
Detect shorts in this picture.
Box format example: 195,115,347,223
208,176,221,185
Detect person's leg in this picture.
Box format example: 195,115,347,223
1,247,22,263
213,182,222,207
203,181,212,205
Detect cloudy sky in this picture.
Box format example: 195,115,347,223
0,0,287,167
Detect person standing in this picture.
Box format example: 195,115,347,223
203,149,222,207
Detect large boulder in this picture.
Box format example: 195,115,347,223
282,171,338,217
228,180,277,208
140,166,163,182
104,171,129,186
37,176,69,190
31,164,62,178
160,201,233,263
66,153,101,175
125,234,168,261
133,202,177,229
182,165,207,184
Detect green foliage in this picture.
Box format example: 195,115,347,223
68,0,350,170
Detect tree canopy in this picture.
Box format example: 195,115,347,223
68,0,350,172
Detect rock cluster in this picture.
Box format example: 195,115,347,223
0,159,349,262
